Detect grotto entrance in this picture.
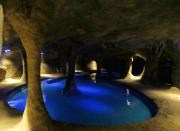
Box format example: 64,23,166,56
131,56,146,77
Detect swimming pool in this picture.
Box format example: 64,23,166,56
5,76,157,125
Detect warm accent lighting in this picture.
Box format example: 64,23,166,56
4,78,21,84
87,60,97,71
131,57,134,62
0,65,7,70
125,54,146,81
126,64,145,81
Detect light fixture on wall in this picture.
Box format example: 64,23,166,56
131,57,134,62
4,49,11,53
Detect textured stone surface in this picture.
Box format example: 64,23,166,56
0,5,3,55
171,41,180,88
0,67,5,81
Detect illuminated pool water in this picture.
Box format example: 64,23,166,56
6,77,157,125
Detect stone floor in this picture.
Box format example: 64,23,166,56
0,78,180,131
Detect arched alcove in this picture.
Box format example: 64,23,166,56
126,54,146,81
131,56,146,76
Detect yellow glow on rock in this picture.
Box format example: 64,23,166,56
126,63,145,81
10,108,30,131
4,78,21,84
125,54,146,81
87,60,97,71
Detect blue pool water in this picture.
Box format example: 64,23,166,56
6,77,156,125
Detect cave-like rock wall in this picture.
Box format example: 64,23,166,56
167,40,180,88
